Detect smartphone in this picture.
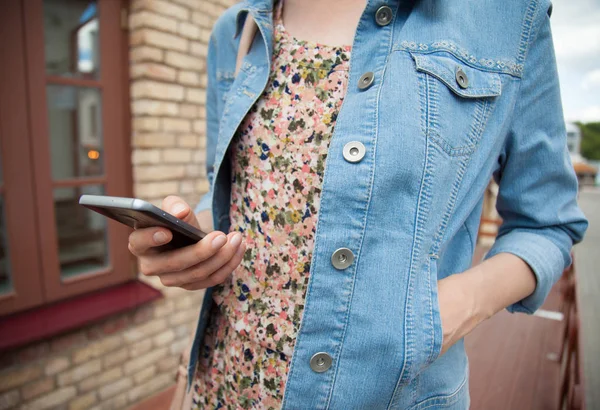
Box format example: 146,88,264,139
79,195,207,251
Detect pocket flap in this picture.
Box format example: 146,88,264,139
411,52,502,98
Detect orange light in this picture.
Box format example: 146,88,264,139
88,150,100,160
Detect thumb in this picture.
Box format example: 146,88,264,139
162,195,200,229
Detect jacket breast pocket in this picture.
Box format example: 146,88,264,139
411,51,502,157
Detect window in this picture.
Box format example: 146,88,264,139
0,0,133,316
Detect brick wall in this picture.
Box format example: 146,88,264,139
0,0,236,409
130,0,235,208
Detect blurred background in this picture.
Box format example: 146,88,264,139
0,0,597,409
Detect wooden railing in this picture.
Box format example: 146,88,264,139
558,253,585,410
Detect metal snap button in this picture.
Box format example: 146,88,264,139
343,141,366,163
358,72,375,90
375,6,393,26
310,352,332,373
455,67,469,89
331,248,354,270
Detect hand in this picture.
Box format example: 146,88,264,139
437,273,481,356
128,195,246,290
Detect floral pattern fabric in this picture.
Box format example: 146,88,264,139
192,13,351,409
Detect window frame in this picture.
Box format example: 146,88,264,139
0,0,134,315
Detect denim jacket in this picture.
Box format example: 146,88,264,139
189,0,588,408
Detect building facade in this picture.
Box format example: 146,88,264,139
0,1,232,409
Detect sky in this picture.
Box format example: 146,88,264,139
550,0,600,123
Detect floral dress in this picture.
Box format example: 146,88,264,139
192,7,351,409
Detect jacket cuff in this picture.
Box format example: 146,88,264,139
483,230,567,314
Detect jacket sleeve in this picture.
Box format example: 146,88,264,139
194,31,219,214
484,4,588,314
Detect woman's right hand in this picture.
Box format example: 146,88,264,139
128,195,246,290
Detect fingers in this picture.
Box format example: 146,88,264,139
181,242,246,290
157,233,246,288
128,227,173,256
163,195,200,229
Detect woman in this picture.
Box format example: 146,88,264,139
128,0,588,408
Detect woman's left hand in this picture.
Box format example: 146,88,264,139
437,273,484,356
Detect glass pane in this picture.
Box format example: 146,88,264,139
0,196,12,295
47,85,103,180
55,185,109,279
44,0,99,79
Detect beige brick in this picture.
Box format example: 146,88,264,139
179,104,199,118
153,329,176,347
178,70,201,86
199,28,211,43
162,118,192,133
193,149,206,163
172,0,204,10
132,81,185,101
133,28,188,52
132,99,179,116
190,41,209,57
50,331,87,353
124,347,168,375
129,339,153,357
0,390,20,410
68,392,97,410
191,11,212,28
127,373,173,403
130,11,177,33
133,133,176,148
131,62,177,81
0,365,43,392
170,337,189,356
134,165,186,182
79,367,122,393
196,179,209,193
57,359,102,386
133,0,189,20
199,2,224,17
180,180,195,194
157,355,180,373
103,347,129,369
165,50,205,71
21,377,54,401
123,318,168,343
88,392,127,410
21,387,77,410
163,148,192,163
72,335,122,364
130,45,163,63
185,164,203,177
178,21,201,40
186,88,206,104
133,117,161,132
199,134,207,148
153,300,175,318
177,134,199,148
132,149,161,165
133,365,157,384
135,181,179,198
193,119,206,133
98,378,133,401
199,73,208,88
45,357,70,376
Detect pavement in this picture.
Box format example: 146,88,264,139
573,187,600,409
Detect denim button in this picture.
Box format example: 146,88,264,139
455,67,469,89
375,6,393,26
343,141,366,163
310,352,332,372
331,248,354,269
358,72,374,90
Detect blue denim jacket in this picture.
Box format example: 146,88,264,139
189,0,588,408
